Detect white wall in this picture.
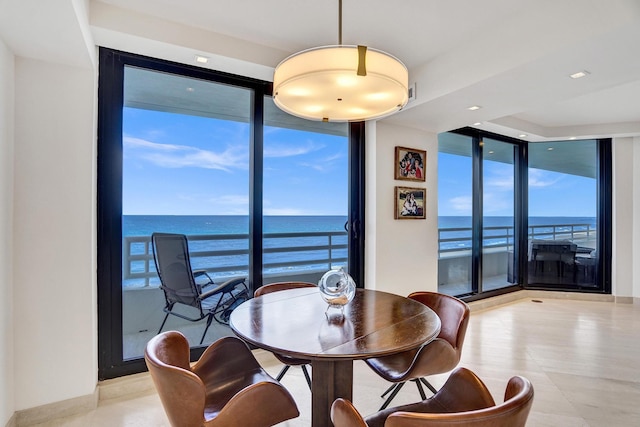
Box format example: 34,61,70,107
0,36,15,427
612,138,634,298
13,57,97,410
634,137,640,299
365,122,439,296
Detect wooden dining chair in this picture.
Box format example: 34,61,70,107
145,331,299,427
331,367,534,427
254,281,317,389
365,291,470,409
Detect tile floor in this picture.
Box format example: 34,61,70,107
32,297,640,426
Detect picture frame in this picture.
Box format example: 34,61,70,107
395,186,426,220
395,146,426,182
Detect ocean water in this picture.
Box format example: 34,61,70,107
124,215,596,237
123,215,349,236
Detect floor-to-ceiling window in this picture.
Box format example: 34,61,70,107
437,128,611,299
262,99,349,285
481,138,517,292
437,133,473,295
527,140,601,289
97,49,364,379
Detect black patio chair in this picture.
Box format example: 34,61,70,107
151,232,249,344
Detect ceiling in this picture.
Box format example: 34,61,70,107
1,0,640,141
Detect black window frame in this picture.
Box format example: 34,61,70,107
444,127,612,302
97,48,365,379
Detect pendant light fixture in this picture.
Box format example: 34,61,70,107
272,0,409,122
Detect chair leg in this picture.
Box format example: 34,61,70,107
157,312,170,334
301,365,312,390
276,365,291,381
381,383,397,398
420,377,438,394
412,378,427,400
380,382,405,411
199,314,214,345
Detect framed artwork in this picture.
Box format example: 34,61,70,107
395,186,426,219
395,146,426,181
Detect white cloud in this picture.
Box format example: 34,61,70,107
529,169,563,188
124,136,247,171
450,196,472,213
263,139,324,158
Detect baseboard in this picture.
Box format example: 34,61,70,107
98,371,156,401
13,389,98,426
467,289,616,312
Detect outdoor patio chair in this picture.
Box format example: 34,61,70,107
151,232,249,344
331,367,534,427
365,292,470,410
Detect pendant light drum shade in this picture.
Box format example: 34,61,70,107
273,45,409,122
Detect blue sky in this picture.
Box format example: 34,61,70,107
438,152,597,217
123,108,349,215
123,108,596,218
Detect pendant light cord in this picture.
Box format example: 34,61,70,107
338,0,343,45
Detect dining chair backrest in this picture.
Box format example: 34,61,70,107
254,281,316,297
407,291,470,354
332,367,533,427
384,374,534,427
145,331,207,427
145,331,300,427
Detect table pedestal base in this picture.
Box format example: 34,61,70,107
311,360,353,427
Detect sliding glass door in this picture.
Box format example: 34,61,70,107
527,140,600,289
262,99,349,284
481,138,517,292
437,133,473,295
437,128,610,299
97,48,364,379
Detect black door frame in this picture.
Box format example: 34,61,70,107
97,48,366,379
448,128,611,301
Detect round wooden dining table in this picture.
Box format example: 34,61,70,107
229,287,441,427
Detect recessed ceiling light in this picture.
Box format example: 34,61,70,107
488,150,495,154
519,134,527,138
468,105,481,111
569,70,590,79
186,87,194,92
473,122,482,126
547,147,554,151
195,55,209,64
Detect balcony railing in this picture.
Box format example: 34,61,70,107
438,222,596,256
123,222,595,287
124,231,348,287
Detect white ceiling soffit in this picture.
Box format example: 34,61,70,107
89,0,640,141
0,0,95,68
3,0,639,140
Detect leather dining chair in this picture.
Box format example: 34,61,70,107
254,281,316,389
365,291,470,409
144,331,299,427
331,367,534,427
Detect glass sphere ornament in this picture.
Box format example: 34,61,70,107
318,267,356,311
